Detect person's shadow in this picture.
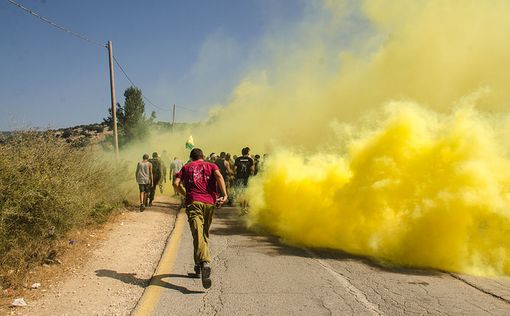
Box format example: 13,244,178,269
95,269,205,294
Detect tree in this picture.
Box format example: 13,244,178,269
103,102,123,130
122,86,146,142
103,86,155,146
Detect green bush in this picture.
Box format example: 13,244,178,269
0,132,131,287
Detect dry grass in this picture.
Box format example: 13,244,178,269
0,132,131,288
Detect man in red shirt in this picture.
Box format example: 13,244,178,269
173,148,228,289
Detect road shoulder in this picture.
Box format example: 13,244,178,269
13,195,178,316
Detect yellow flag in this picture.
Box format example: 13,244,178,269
185,135,194,150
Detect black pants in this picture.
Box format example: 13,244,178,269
149,176,161,202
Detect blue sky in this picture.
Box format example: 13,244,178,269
0,0,305,130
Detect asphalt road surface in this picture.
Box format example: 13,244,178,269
133,206,510,315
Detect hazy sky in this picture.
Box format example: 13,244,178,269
0,0,305,130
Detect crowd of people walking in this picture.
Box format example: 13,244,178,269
135,147,266,212
134,146,266,289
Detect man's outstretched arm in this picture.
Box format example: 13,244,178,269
214,170,228,205
173,177,186,196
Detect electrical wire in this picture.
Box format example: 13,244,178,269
112,55,170,111
6,0,106,48
7,0,197,114
113,55,197,113
175,104,198,112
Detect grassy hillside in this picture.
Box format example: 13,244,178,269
0,131,131,288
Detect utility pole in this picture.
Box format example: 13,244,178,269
107,40,119,161
171,104,176,134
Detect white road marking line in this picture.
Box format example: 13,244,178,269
306,249,383,316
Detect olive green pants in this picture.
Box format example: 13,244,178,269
186,201,215,265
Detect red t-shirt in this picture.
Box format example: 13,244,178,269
176,160,219,205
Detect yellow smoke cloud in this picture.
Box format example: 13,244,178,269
177,0,510,153
247,103,510,275
242,0,510,276
120,1,510,275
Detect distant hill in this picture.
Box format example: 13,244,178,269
0,121,197,147
0,123,109,147
0,123,111,148
54,123,112,147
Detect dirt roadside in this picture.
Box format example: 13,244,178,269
3,194,180,316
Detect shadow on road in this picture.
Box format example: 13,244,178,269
95,269,205,294
211,208,442,277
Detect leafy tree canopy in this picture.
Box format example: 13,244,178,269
103,86,155,146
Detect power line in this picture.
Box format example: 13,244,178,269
112,55,197,113
175,105,198,113
6,0,106,48
112,55,170,111
7,0,197,114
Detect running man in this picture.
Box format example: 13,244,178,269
135,154,152,212
173,148,228,289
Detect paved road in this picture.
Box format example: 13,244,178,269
135,207,510,315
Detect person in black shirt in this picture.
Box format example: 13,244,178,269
148,152,162,207
234,147,254,185
234,147,254,211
